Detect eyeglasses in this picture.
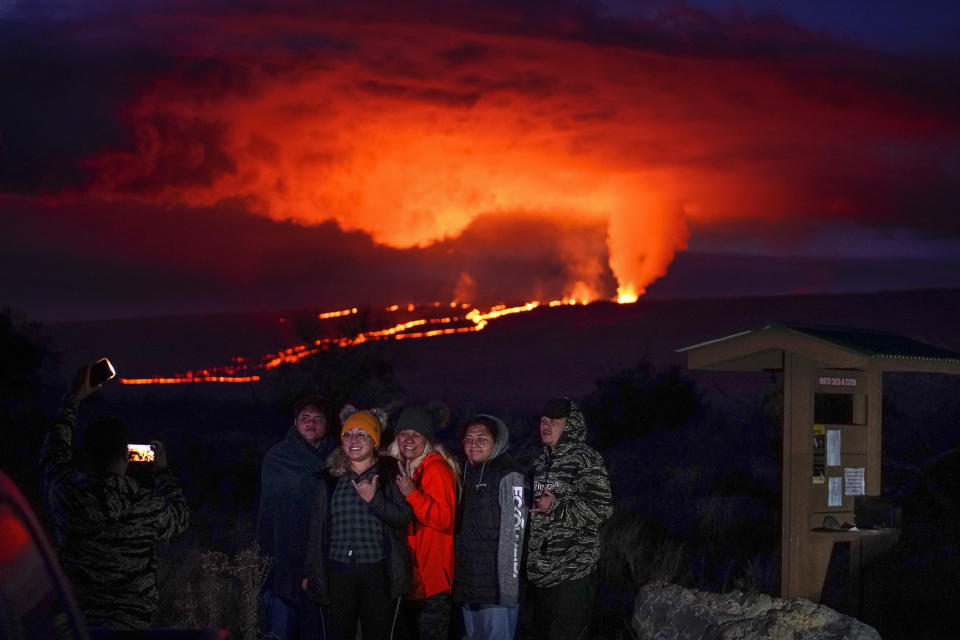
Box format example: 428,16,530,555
463,437,492,448
342,431,371,441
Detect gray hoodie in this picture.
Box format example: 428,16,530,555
454,414,528,607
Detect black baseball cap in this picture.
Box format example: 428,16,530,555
541,397,572,419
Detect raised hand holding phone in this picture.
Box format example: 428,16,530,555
69,357,116,405
89,357,116,387
69,366,97,404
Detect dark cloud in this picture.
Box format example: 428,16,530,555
0,22,170,192
433,213,616,303
650,0,960,54
458,70,562,97
437,41,492,68
357,81,480,108
84,113,237,194
645,251,960,300
0,195,379,319
0,197,612,320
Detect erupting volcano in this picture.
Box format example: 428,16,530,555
84,50,692,306
4,2,957,326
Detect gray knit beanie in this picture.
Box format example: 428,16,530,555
396,405,435,441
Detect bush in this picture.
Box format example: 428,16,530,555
161,544,271,639
593,509,687,638
0,307,61,502
583,357,702,450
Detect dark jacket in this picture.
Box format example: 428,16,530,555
526,402,613,588
303,450,412,604
256,426,335,601
454,415,528,607
40,399,189,630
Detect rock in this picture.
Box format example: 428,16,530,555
632,583,881,640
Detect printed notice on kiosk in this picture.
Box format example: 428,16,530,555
828,477,843,507
826,430,841,467
844,467,865,496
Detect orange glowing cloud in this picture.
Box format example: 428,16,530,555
72,8,957,303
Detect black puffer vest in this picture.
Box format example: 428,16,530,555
454,456,510,603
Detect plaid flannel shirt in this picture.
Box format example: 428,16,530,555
328,465,386,563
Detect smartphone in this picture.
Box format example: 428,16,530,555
127,443,155,463
89,357,116,387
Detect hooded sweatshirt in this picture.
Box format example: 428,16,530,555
454,415,528,607
526,402,613,588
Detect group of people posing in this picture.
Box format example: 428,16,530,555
257,396,614,640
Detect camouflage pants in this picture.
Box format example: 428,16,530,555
401,591,452,640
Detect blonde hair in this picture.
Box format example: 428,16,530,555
388,437,461,481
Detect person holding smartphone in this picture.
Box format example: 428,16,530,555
39,362,189,630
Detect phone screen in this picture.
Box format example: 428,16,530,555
90,357,116,387
127,443,155,463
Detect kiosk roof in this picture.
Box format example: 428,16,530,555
679,323,960,373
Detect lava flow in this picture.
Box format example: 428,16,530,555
119,298,594,385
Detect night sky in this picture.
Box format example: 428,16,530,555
2,1,959,322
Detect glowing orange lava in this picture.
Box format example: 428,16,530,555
121,375,262,385
119,298,587,385
616,285,640,304
317,307,358,319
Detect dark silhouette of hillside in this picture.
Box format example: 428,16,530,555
45,288,960,414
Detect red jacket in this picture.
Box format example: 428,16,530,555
405,451,457,599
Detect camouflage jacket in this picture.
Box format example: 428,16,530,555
40,400,189,629
526,402,613,587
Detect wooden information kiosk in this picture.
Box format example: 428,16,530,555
679,323,960,610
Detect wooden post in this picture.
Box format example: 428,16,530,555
782,352,814,598
865,367,883,494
